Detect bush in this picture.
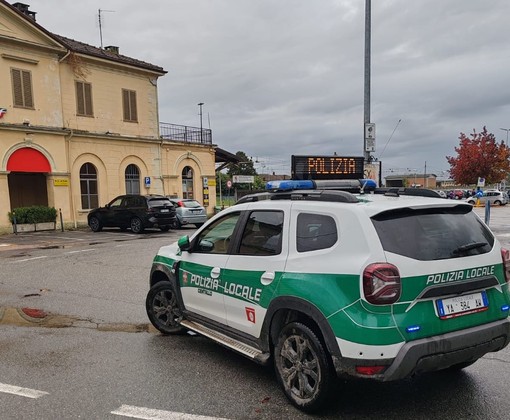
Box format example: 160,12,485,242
8,206,57,224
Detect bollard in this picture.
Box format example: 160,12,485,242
59,208,64,232
12,211,17,235
484,200,491,226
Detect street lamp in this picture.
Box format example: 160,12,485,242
198,102,204,143
500,128,510,146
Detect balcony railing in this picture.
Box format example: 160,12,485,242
159,122,212,145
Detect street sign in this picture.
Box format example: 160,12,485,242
144,176,151,187
226,180,232,188
233,175,254,183
203,177,208,187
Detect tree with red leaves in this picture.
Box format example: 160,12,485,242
446,127,510,185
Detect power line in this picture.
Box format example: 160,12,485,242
378,119,401,159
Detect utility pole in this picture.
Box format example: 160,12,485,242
98,9,115,49
363,0,372,163
500,128,510,146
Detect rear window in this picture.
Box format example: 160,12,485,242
181,200,202,208
371,206,494,261
148,198,172,208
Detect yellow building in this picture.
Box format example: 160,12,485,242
0,1,218,232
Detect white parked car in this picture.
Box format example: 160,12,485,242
467,190,508,206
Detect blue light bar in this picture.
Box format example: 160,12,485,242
360,179,377,190
502,305,509,312
266,180,315,191
406,325,421,333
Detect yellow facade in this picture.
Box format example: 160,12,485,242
0,2,216,233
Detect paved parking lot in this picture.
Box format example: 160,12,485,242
0,202,509,251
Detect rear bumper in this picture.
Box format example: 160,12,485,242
334,318,510,381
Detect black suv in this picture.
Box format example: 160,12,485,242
87,195,176,233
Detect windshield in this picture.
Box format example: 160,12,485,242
148,199,172,208
371,206,494,261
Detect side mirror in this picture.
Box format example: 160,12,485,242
178,235,191,252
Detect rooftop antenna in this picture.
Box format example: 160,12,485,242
98,9,115,48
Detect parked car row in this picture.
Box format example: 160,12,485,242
87,195,207,233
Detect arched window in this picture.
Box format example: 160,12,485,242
80,163,98,209
125,164,140,194
182,166,194,199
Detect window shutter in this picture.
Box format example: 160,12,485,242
122,89,130,121
84,83,93,116
22,70,33,108
12,69,23,107
76,82,85,115
129,91,137,121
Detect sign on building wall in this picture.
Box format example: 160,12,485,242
53,179,69,186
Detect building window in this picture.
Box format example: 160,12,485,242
11,68,34,109
122,89,137,122
75,81,93,116
182,166,194,199
80,163,98,210
125,164,140,194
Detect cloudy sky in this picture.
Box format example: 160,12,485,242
24,0,510,177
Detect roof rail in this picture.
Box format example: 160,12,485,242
374,188,442,198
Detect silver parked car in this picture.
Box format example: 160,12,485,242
467,190,508,206
168,198,208,228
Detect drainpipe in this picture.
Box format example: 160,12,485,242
65,129,77,229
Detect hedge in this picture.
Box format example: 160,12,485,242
8,206,57,224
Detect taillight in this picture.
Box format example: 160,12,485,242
363,263,401,305
501,248,510,284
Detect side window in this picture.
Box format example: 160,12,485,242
193,212,240,254
75,81,93,116
109,197,123,208
297,213,338,252
11,68,34,109
239,211,284,256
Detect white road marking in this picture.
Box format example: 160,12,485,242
65,249,96,254
111,405,229,420
0,382,49,399
0,243,10,247
11,256,48,263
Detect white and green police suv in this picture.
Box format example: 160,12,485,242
146,180,510,412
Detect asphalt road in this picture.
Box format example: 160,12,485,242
0,206,509,419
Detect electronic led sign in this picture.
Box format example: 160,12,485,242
291,155,365,180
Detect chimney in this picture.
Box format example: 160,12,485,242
12,2,36,21
104,45,119,54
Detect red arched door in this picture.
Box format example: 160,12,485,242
7,148,51,208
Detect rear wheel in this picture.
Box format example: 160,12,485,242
494,200,501,205
130,217,144,233
274,322,333,413
195,223,204,228
88,216,102,232
146,281,185,334
160,225,170,232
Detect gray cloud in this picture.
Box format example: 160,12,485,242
27,0,510,176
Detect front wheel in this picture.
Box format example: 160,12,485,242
146,282,185,334
130,217,144,233
160,225,170,232
274,322,333,413
494,200,501,206
88,216,102,232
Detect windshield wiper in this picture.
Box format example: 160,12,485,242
451,241,489,256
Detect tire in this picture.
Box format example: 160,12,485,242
88,216,102,232
195,223,204,228
130,217,144,233
494,200,501,206
175,218,182,229
160,225,170,232
146,281,185,334
274,322,333,413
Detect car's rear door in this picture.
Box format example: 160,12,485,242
222,204,289,336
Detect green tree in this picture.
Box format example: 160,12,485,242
446,127,510,184
226,151,257,177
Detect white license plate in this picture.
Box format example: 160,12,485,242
436,291,488,319
160,209,169,213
